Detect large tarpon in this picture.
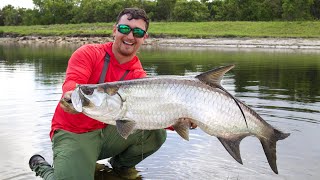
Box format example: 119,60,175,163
68,64,290,174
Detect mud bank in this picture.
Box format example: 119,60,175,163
1,36,320,49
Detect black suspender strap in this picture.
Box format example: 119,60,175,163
99,52,130,83
99,53,110,83
119,70,130,81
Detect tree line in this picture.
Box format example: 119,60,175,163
1,0,319,26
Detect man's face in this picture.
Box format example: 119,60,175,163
112,14,148,57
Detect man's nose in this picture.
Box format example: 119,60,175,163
126,31,135,38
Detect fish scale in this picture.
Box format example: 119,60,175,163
70,64,290,174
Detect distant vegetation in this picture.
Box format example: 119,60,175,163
1,21,320,38
0,0,319,26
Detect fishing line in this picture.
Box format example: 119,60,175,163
141,130,144,161
218,86,249,129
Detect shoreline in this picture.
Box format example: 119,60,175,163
1,36,320,49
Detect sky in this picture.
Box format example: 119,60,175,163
0,0,35,9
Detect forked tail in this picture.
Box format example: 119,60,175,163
217,128,290,174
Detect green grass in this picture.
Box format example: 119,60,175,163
0,21,319,38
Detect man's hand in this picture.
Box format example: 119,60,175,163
59,91,79,114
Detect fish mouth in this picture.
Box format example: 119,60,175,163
71,85,105,112
71,87,83,112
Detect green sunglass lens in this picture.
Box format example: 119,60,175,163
118,25,131,34
133,29,145,38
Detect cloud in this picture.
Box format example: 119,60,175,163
0,0,34,9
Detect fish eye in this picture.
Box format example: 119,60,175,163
80,86,95,95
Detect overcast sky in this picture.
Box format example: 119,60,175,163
0,0,35,9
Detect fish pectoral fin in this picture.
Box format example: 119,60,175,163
115,120,136,139
218,136,246,165
172,118,193,141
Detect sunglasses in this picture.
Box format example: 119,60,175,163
117,24,147,38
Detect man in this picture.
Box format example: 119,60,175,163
29,8,166,180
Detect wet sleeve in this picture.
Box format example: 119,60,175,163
62,45,94,93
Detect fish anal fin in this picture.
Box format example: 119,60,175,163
218,136,245,165
172,118,193,141
196,64,235,86
116,120,136,139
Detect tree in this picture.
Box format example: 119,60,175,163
172,0,210,21
206,0,222,20
2,5,23,25
93,0,114,23
140,0,157,21
33,0,75,24
262,0,283,20
282,0,314,20
213,0,283,21
155,0,177,21
0,9,4,26
238,0,282,21
72,0,97,23
311,0,320,19
1,0,319,25
214,0,241,21
21,9,40,25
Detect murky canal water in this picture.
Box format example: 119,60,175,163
0,44,319,180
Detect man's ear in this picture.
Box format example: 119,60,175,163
112,24,117,36
144,33,149,40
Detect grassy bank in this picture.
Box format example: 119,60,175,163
0,21,319,38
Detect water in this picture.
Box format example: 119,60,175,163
0,44,319,180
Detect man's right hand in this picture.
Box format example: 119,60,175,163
59,90,80,114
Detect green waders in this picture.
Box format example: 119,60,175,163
32,125,167,180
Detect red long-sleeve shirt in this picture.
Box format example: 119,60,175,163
50,42,146,139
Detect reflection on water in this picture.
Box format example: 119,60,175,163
0,44,319,180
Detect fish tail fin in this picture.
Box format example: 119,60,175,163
259,129,290,174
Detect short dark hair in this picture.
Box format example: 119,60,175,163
116,8,149,31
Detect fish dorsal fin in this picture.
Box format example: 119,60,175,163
217,136,246,165
196,64,235,86
172,118,193,141
116,120,136,139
